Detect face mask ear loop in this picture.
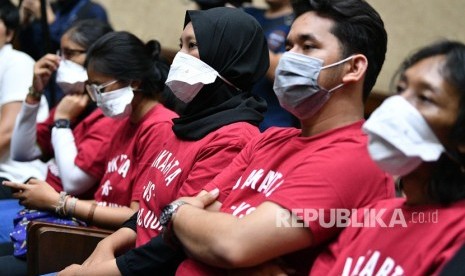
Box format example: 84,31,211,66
319,56,353,93
321,55,354,70
327,83,345,94
217,74,242,92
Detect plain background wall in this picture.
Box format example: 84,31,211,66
24,0,465,96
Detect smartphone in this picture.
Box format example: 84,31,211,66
2,181,23,194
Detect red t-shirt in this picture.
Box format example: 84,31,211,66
93,104,177,207
176,121,395,275
37,108,119,196
310,198,465,276
135,122,260,246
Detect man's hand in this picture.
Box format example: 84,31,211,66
175,188,219,210
19,0,55,25
19,0,41,24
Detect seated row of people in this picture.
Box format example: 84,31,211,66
0,2,269,275
0,0,465,275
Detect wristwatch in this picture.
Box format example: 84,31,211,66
160,200,189,227
53,119,71,129
160,200,189,248
27,86,42,101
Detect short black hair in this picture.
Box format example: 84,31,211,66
0,0,19,32
292,0,388,101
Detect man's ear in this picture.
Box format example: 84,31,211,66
342,54,368,83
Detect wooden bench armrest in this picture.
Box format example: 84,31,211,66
27,221,113,276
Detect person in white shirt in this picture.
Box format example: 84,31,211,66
0,0,48,199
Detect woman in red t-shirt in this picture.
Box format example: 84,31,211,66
311,40,465,276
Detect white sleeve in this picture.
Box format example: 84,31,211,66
11,102,43,161
51,128,98,195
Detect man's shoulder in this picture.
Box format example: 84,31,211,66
260,126,301,140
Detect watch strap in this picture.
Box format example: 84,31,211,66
53,119,71,129
160,200,189,248
28,86,42,101
160,200,188,227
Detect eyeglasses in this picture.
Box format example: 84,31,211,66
57,48,86,60
85,80,118,101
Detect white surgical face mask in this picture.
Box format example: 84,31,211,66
165,51,237,103
94,85,134,119
363,95,445,176
56,59,87,95
273,52,352,119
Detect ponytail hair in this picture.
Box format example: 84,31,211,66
144,39,170,95
85,31,169,99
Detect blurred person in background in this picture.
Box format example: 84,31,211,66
17,0,109,107
0,0,48,198
0,0,48,250
244,0,299,131
10,19,113,198
0,18,112,260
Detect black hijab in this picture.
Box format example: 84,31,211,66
172,7,269,140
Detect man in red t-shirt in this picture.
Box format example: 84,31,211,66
167,1,394,274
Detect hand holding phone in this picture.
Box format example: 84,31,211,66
2,181,25,194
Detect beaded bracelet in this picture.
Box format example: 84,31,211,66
27,86,42,101
55,191,68,217
65,197,78,217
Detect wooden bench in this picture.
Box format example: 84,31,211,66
26,221,113,276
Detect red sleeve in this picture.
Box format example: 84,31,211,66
202,136,256,203
74,116,116,180
177,143,248,199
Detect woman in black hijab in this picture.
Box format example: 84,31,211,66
170,7,268,140
58,7,269,276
